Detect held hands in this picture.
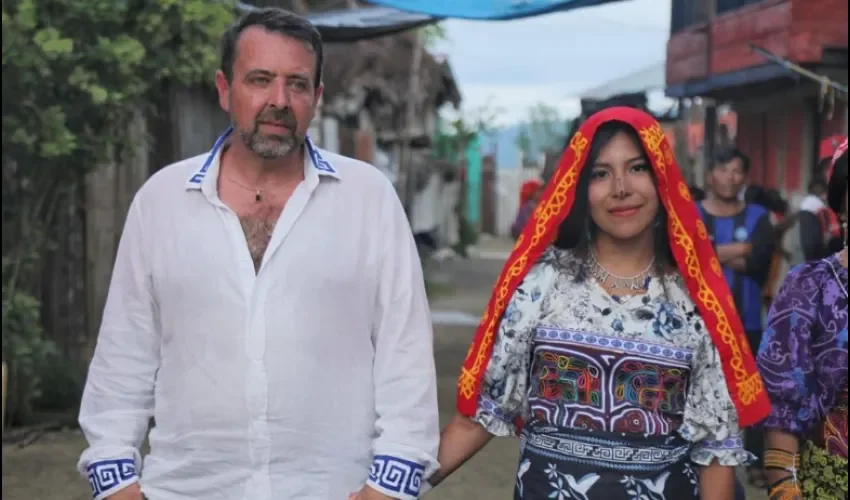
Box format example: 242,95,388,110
346,486,395,500
106,482,143,500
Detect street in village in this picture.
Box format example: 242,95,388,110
1,238,765,500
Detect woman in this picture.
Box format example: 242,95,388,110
423,108,771,499
512,182,542,240
758,140,848,500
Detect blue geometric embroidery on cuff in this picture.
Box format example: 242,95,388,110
87,458,137,498
478,394,514,422
701,436,744,449
369,455,426,498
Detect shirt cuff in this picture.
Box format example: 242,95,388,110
366,455,427,500
473,394,518,437
87,458,139,500
690,436,756,467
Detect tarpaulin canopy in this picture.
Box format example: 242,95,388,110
238,1,632,42
365,0,631,21
237,3,441,42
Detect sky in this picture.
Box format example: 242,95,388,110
434,0,672,126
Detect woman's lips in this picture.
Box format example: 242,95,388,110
609,206,641,217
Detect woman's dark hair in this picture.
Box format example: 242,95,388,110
827,150,848,216
553,121,675,272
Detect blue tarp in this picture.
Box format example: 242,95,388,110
238,3,440,42
365,0,631,21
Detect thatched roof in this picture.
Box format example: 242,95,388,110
238,2,462,136
246,0,352,13
322,33,461,131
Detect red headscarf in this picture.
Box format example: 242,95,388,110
519,179,543,206
820,135,848,163
825,137,848,182
456,107,771,428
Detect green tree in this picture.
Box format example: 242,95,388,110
441,97,504,159
515,102,569,162
1,0,235,424
420,23,447,49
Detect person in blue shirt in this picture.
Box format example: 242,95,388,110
698,147,775,491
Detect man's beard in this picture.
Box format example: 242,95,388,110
237,108,301,159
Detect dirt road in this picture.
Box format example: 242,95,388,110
1,247,766,499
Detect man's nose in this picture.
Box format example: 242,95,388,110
268,82,290,108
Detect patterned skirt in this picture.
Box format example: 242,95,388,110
798,441,849,500
516,420,699,500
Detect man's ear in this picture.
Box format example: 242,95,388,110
215,70,231,113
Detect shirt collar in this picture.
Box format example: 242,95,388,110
185,127,340,191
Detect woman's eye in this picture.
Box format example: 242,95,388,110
631,163,650,173
591,169,609,180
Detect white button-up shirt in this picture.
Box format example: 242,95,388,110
77,130,440,500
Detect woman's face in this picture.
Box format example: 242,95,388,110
587,130,660,243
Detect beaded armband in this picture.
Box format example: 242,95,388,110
764,448,800,474
764,449,802,500
767,476,803,500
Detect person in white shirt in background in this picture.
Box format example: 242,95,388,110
77,7,439,500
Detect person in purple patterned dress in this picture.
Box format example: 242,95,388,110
757,141,849,500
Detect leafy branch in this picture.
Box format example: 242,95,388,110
1,0,236,424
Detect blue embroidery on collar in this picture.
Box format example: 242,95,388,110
305,136,336,174
87,458,137,498
369,455,425,498
188,127,233,186
186,129,336,187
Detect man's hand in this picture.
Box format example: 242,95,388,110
715,242,752,264
106,482,143,500
346,485,394,500
726,256,747,272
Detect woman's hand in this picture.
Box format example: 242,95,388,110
426,413,494,489
345,486,393,500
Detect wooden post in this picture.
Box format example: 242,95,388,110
702,0,717,172
400,31,424,216
2,361,8,430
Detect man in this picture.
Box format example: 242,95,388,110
786,136,848,265
794,176,842,263
77,8,439,500
697,147,775,489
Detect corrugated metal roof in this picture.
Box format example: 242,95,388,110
580,62,666,100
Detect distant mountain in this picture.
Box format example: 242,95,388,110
479,124,563,170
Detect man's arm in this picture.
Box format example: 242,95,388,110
715,243,752,265
361,182,440,500
77,196,159,500
742,212,776,285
